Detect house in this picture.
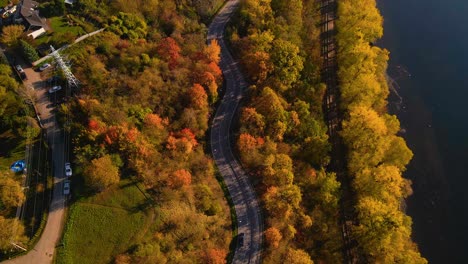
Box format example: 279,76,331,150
18,0,49,39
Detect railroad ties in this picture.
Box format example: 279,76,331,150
319,0,361,263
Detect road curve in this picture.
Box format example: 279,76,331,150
3,62,68,264
208,1,263,263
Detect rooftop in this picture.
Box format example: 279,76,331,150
20,0,49,30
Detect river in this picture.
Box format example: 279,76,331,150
377,0,468,263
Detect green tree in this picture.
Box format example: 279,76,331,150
270,39,304,91
20,40,39,64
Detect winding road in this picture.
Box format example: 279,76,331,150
208,1,263,263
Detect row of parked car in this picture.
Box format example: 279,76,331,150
14,62,52,80
63,162,72,195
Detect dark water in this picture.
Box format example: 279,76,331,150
377,0,468,263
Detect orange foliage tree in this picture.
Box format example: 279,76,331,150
205,248,227,264
188,83,209,110
265,227,282,249
168,169,192,188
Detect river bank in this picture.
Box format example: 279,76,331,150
377,0,468,262
388,74,450,262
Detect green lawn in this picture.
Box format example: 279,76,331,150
56,179,154,264
49,16,85,35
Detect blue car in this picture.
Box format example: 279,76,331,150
10,160,26,173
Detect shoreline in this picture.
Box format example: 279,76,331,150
388,75,450,263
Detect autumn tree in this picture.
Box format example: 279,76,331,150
262,154,294,187
84,155,120,191
0,171,25,210
188,83,209,111
284,248,314,264
157,37,181,69
265,227,282,249
204,39,221,64
167,169,192,189
1,25,24,47
0,216,27,250
240,107,265,136
205,248,227,264
243,51,273,84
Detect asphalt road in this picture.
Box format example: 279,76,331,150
3,62,68,264
208,1,263,263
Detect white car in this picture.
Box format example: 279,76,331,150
63,180,70,195
15,65,24,73
39,63,51,71
48,85,62,94
65,162,72,177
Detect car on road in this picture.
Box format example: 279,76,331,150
63,180,70,195
39,63,51,71
48,85,62,94
65,162,72,177
238,233,244,247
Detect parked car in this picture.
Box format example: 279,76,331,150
65,162,72,177
47,75,60,84
48,85,62,94
15,65,24,73
63,180,70,195
238,233,244,247
39,63,51,71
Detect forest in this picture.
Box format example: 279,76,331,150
55,0,235,263
0,0,428,263
336,0,426,262
229,0,341,262
0,56,34,250
229,0,426,263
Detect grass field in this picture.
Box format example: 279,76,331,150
49,17,86,36
56,179,154,264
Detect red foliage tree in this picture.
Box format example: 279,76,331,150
157,37,181,70
88,119,100,131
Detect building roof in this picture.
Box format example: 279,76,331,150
20,0,48,30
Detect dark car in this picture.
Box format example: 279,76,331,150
63,180,70,195
238,233,244,247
